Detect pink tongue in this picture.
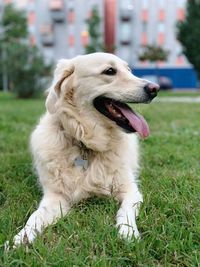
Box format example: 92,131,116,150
117,106,150,138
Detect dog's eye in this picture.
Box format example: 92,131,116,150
102,67,117,76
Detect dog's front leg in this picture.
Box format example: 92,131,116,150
116,182,143,240
13,193,69,247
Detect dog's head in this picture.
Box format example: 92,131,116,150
46,52,159,139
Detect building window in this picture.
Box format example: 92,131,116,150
142,0,148,9
120,0,133,21
158,22,165,33
40,24,54,46
177,8,185,21
157,32,165,45
68,9,75,23
142,21,147,32
49,0,63,10
177,0,185,7
141,9,148,22
28,11,35,25
3,0,12,4
141,32,147,46
120,22,131,45
68,0,74,9
15,0,28,8
159,0,165,8
68,34,75,47
81,31,89,47
119,0,133,8
157,21,165,45
158,9,165,21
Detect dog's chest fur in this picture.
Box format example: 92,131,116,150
61,141,127,201
31,114,139,204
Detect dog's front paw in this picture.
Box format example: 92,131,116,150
13,227,36,247
116,205,141,241
117,223,140,240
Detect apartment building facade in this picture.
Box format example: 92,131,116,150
116,0,187,67
0,0,104,63
0,0,197,88
115,0,197,88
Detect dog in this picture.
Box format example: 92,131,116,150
13,52,159,246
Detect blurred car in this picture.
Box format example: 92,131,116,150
142,75,173,90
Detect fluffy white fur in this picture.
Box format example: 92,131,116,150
13,52,154,246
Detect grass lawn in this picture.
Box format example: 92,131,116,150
158,90,200,97
0,93,200,267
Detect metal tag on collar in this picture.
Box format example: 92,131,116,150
74,156,88,170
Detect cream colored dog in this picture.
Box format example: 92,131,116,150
13,52,159,246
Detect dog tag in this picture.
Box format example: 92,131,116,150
74,156,88,170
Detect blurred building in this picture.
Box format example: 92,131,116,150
0,0,104,63
116,0,187,67
0,0,197,88
115,0,197,88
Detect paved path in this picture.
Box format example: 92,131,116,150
155,96,200,103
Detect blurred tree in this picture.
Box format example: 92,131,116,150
177,0,200,78
85,6,104,53
139,45,169,63
0,4,51,98
2,3,28,41
139,45,169,78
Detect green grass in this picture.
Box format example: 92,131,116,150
0,93,200,267
158,90,200,97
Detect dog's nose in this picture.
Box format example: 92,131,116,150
144,82,160,99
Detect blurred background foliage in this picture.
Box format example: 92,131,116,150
85,6,104,54
177,0,200,79
0,1,200,98
0,4,52,98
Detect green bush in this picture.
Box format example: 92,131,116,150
5,43,51,98
0,4,52,98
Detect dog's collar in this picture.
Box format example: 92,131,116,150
61,124,90,169
74,156,88,169
73,141,90,170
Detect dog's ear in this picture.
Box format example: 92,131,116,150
46,59,74,114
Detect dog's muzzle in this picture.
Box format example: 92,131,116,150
144,82,160,100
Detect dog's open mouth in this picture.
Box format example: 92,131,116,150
93,96,149,138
